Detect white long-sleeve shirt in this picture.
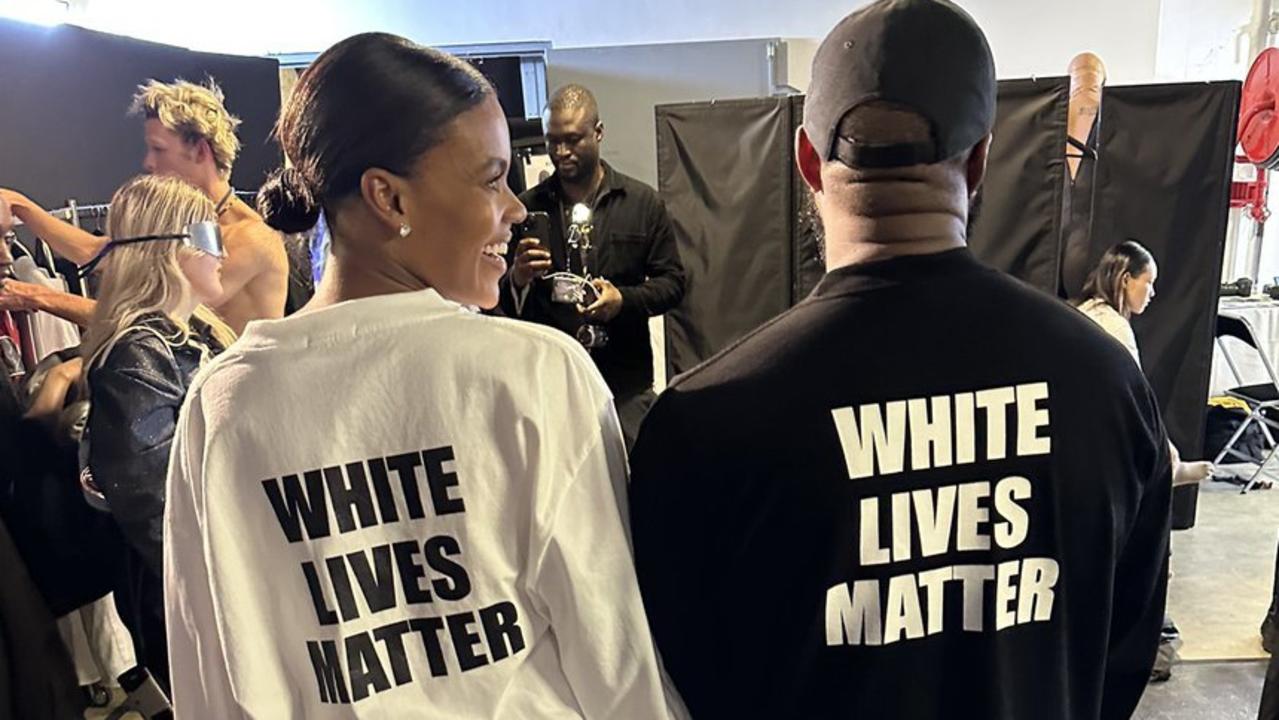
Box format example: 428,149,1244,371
164,288,676,719
1077,298,1141,368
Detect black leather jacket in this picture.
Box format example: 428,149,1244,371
85,314,206,577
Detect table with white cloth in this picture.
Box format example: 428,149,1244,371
1209,297,1279,397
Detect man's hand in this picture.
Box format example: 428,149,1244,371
24,356,84,426
50,355,83,382
0,193,13,236
0,188,30,217
0,188,105,266
510,238,552,288
581,278,623,323
0,278,50,312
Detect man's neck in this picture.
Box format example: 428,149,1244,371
561,163,605,205
198,176,233,211
823,213,967,271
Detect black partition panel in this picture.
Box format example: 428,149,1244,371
656,83,1236,461
656,97,803,377
1092,82,1241,456
0,19,281,209
967,77,1069,293
658,81,1075,377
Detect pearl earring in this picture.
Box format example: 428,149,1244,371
399,223,412,238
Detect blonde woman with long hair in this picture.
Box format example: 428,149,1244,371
81,174,232,692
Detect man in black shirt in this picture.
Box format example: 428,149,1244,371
629,2,1171,719
502,85,685,448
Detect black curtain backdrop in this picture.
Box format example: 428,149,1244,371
967,77,1069,293
0,19,281,211
656,80,1239,473
1091,82,1241,457
656,98,801,377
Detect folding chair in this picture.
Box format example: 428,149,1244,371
1213,313,1279,493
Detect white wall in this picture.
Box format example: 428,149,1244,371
65,0,1165,83
964,0,1161,84
1158,0,1269,283
548,40,775,186
1159,0,1267,285
1156,0,1253,82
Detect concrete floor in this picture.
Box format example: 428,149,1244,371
1130,466,1279,719
1168,470,1279,662
1135,661,1267,719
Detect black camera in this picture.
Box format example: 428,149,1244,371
577,323,609,349
1222,277,1254,297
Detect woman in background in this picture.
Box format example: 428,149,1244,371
1078,239,1213,486
81,174,233,691
1078,239,1212,683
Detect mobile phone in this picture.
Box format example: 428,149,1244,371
516,211,551,247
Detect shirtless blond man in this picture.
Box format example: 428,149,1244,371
1,79,286,335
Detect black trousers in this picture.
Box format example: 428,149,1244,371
1261,652,1279,720
616,389,657,453
114,550,168,695
1261,536,1279,719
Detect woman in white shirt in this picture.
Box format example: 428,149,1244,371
1078,240,1213,486
163,33,680,719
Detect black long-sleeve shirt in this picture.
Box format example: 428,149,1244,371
631,249,1171,720
501,163,685,397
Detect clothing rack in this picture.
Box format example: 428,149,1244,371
13,190,258,228
11,199,111,229
53,201,111,228
7,199,105,297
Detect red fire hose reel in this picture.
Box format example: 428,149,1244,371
1234,48,1279,223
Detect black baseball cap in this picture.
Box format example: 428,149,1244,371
804,0,997,169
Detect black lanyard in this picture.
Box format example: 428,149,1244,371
214,186,235,216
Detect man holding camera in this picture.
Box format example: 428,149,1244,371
503,84,685,448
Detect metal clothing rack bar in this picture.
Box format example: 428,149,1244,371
53,201,111,226
8,198,107,297
11,200,111,228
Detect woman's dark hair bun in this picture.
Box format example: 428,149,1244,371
257,166,320,233
268,33,492,236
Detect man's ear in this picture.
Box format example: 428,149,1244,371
192,138,214,166
796,127,824,194
965,134,992,197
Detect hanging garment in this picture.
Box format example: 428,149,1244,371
0,349,122,619
0,313,21,380
57,594,137,690
12,256,80,361
309,211,329,285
